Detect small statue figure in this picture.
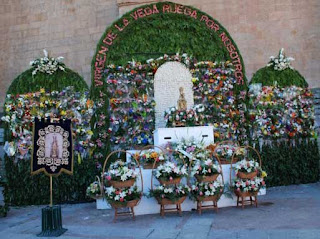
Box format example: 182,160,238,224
177,87,187,111
50,135,59,158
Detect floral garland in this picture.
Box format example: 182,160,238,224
2,87,94,161
30,49,65,75
191,61,247,142
248,84,316,140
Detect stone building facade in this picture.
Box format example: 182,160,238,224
0,0,319,107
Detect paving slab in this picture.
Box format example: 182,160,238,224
0,182,319,239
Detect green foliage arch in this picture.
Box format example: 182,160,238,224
91,1,248,96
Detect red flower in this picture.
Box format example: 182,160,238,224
120,198,124,202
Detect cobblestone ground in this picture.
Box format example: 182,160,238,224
0,183,319,239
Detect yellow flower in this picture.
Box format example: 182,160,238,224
87,130,93,135
40,88,45,94
192,77,198,83
60,110,66,116
261,171,267,178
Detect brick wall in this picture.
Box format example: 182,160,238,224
0,0,118,107
1,0,319,108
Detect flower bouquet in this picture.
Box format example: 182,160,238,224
139,149,166,169
170,137,205,165
105,160,138,188
233,177,265,197
105,186,142,208
215,144,239,164
191,159,221,182
190,181,224,202
86,181,102,199
153,161,188,185
149,184,190,205
233,159,262,179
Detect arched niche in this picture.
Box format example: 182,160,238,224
154,61,193,128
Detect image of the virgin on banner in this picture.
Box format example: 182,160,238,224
31,117,73,176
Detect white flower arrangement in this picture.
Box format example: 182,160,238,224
154,161,188,180
30,49,65,75
105,186,141,203
267,48,294,71
233,159,260,174
191,181,224,197
233,177,265,193
150,184,190,201
107,160,138,182
191,159,220,177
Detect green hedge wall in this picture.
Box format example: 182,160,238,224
4,159,97,206
250,66,308,88
258,140,319,187
7,68,88,94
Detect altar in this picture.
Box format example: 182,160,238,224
154,126,214,146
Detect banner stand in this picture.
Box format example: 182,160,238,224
31,118,73,237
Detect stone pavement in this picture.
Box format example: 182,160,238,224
0,183,319,239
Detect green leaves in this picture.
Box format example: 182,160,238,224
251,66,308,88
258,140,319,187
4,157,97,206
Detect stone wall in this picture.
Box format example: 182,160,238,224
1,0,319,108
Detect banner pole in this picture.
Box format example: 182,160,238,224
50,176,53,207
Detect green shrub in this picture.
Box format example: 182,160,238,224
257,140,319,187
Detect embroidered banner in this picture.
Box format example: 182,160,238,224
31,118,73,176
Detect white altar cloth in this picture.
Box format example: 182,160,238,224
154,126,214,146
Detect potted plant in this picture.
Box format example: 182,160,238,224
105,186,142,208
191,159,221,182
139,149,166,169
153,161,188,185
233,176,266,198
190,181,224,202
149,184,190,212
233,158,262,179
86,179,110,209
104,160,138,188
